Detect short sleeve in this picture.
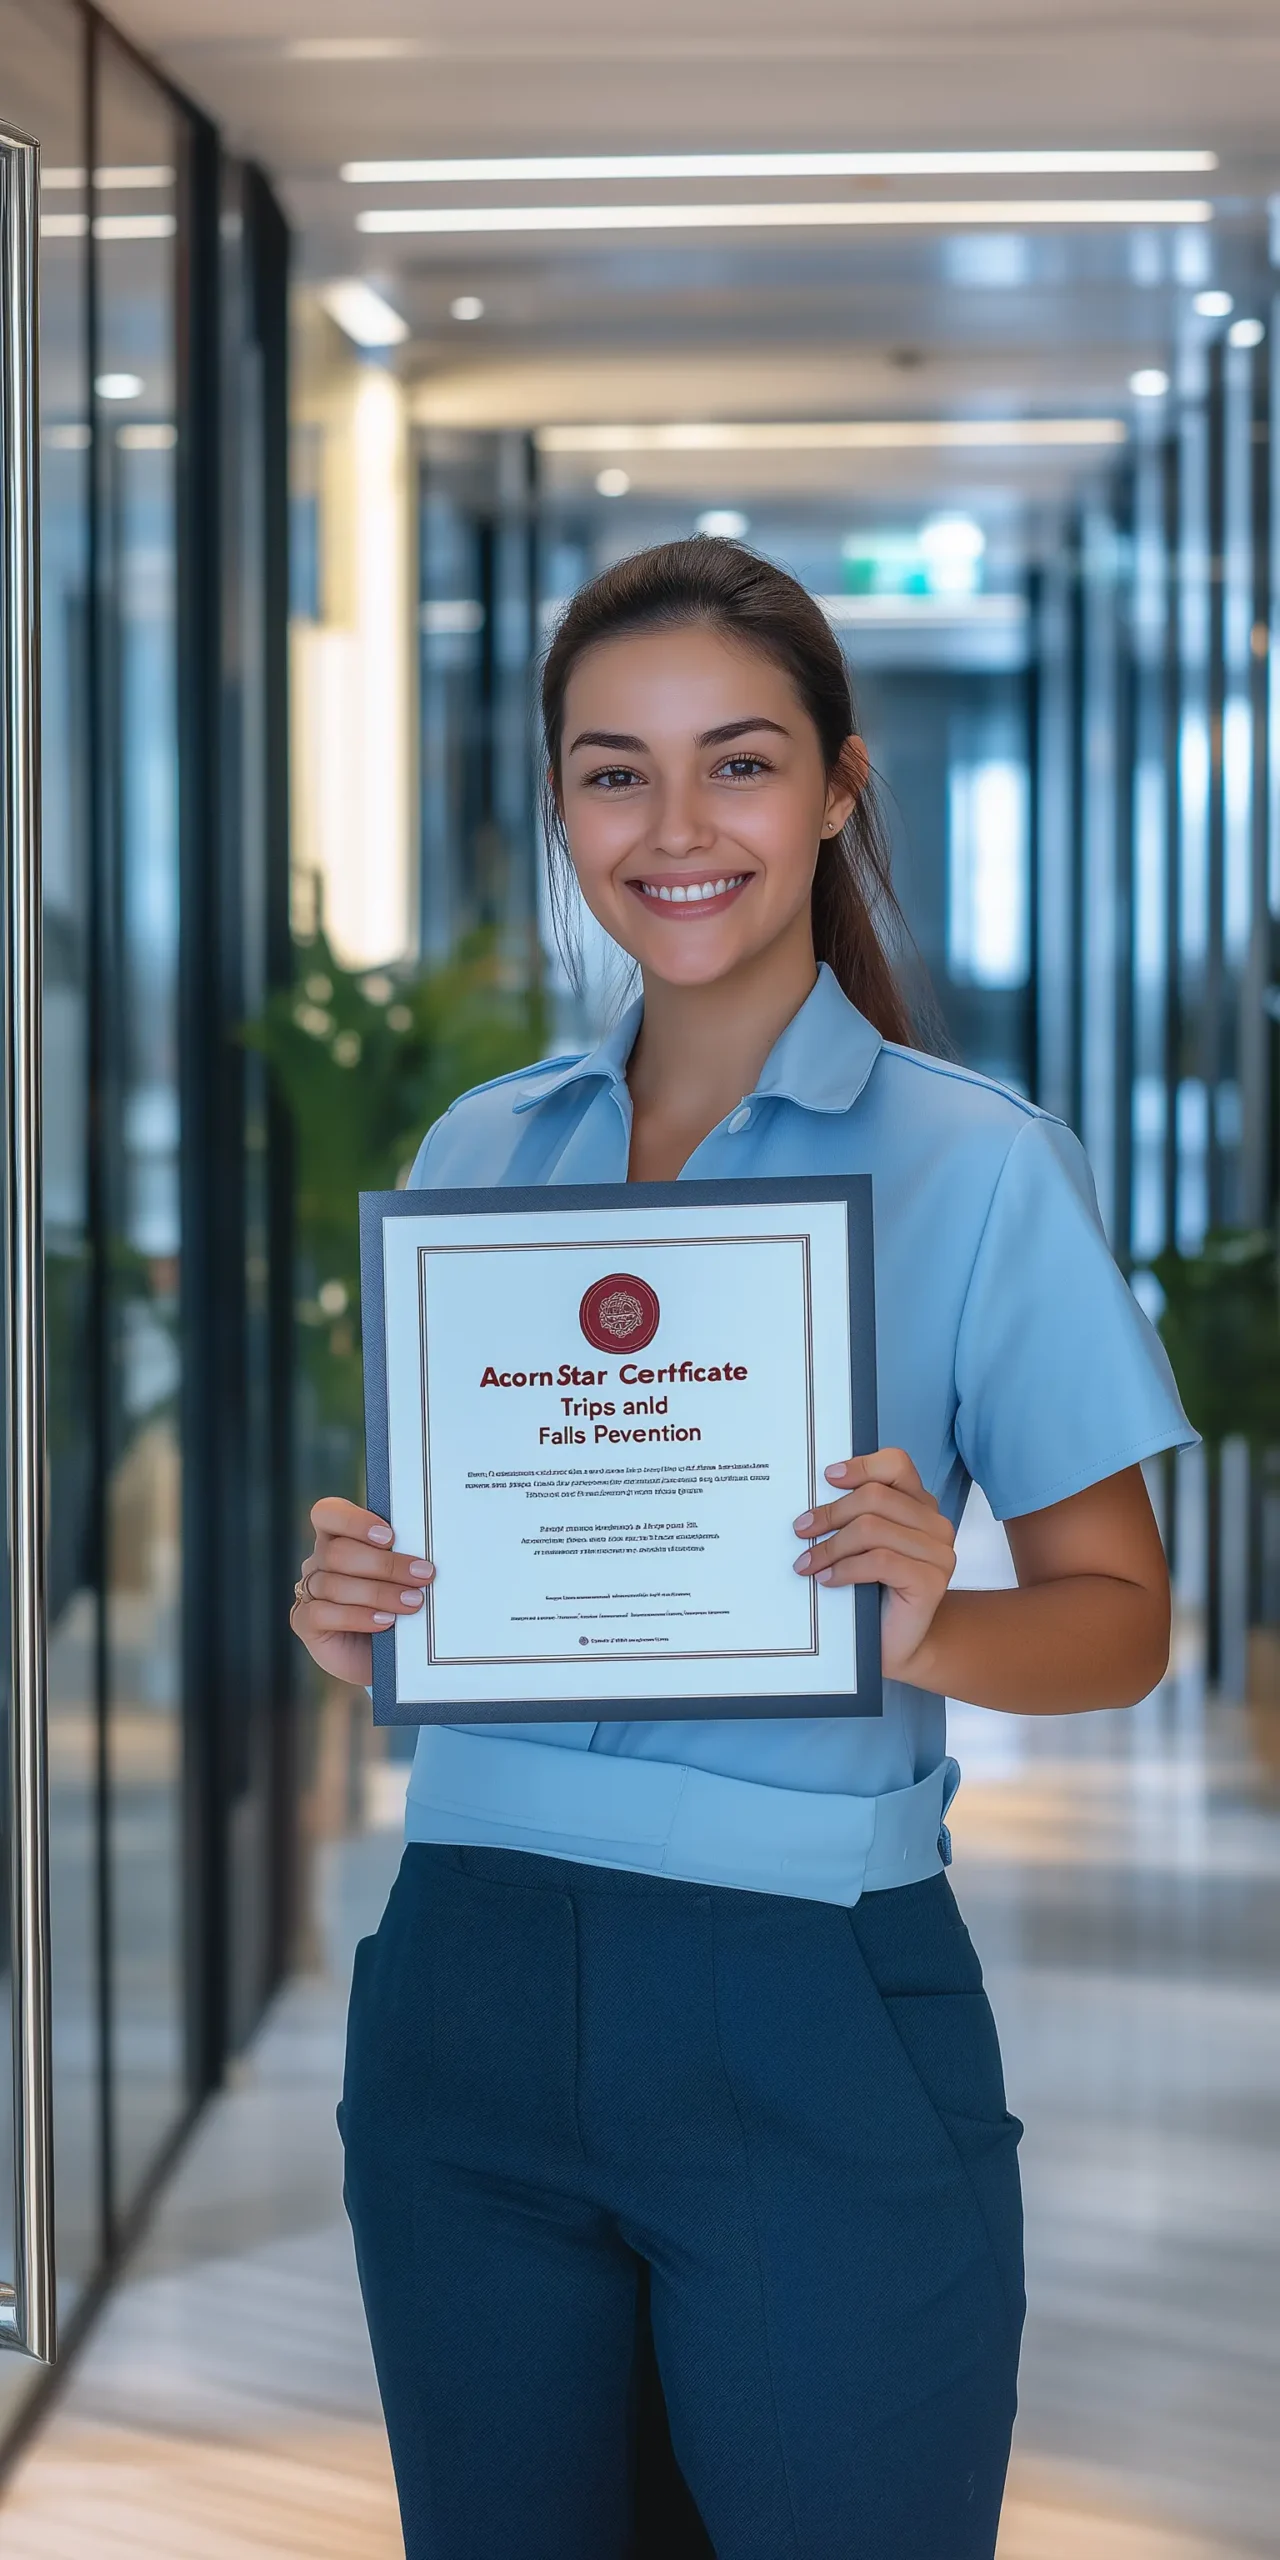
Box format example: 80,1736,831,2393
405,1118,447,1188
953,1116,1197,1521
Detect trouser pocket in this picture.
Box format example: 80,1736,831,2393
848,1875,1026,2343
339,1850,436,2174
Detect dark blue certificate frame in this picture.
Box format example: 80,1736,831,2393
360,1176,880,1724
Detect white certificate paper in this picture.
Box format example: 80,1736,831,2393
361,1179,880,1722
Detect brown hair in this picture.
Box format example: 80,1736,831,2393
540,535,916,1045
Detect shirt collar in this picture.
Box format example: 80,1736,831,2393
512,963,883,1118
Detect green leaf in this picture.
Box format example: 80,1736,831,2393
1148,1227,1280,1446
244,928,548,1444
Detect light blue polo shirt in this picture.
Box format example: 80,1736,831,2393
400,964,1194,1904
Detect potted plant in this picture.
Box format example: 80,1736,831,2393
1150,1226,1280,1762
245,923,548,1490
244,924,549,1872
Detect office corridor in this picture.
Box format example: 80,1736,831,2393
6,0,1280,2547
1,1516,1275,2560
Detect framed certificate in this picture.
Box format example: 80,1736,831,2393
360,1177,880,1724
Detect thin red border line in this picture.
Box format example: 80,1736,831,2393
414,1231,823,1670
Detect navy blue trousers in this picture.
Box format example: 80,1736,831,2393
341,1844,1024,2560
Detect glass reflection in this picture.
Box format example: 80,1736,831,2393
1129,422,1172,1270
0,0,100,2408
96,38,185,2211
1218,334,1258,1222
419,457,487,960
1176,385,1212,1248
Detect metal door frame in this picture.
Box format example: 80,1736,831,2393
0,119,56,2366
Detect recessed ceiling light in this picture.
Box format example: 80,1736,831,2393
1129,367,1171,397
340,149,1218,183
1193,289,1234,318
595,468,631,497
117,422,177,451
919,512,986,561
1227,316,1265,348
357,197,1214,239
449,294,485,321
41,163,173,189
94,215,176,241
46,212,177,241
696,509,750,537
914,512,986,596
289,37,427,60
318,279,409,347
820,593,1025,629
541,419,1126,454
94,372,143,401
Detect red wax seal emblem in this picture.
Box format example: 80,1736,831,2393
579,1272,660,1352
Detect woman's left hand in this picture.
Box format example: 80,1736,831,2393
794,1447,956,1683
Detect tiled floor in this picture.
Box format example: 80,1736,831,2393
2,1515,1278,2557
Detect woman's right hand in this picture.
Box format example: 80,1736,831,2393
290,1497,434,1687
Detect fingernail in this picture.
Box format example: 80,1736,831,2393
793,1511,815,1534
399,1589,424,1610
367,1524,394,1546
816,1567,835,1584
408,1558,434,1581
372,1611,394,1627
793,1553,813,1573
824,1463,849,1484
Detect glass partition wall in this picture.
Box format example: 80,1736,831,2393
431,404,1280,1695
94,26,186,2232
0,0,293,2449
417,428,540,966
2,0,98,2372
1029,292,1279,1686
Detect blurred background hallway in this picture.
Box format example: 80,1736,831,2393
2,2,1280,2553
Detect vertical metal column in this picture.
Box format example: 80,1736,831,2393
0,123,56,2365
1066,515,1087,1139
1111,472,1137,1269
1205,339,1227,1230
1161,430,1183,1261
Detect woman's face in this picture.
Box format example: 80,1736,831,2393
557,623,863,991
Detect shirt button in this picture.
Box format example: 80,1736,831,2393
726,1105,751,1132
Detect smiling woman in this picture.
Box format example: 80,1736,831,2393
541,536,914,1057
292,532,1194,2560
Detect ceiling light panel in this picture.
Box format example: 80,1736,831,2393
319,280,410,348
537,421,1127,453
289,37,426,59
94,214,177,241
50,214,178,242
357,199,1213,238
41,164,174,190
340,150,1217,184
819,593,1026,628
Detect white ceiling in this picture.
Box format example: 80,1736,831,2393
102,2,1280,171
99,0,1280,490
